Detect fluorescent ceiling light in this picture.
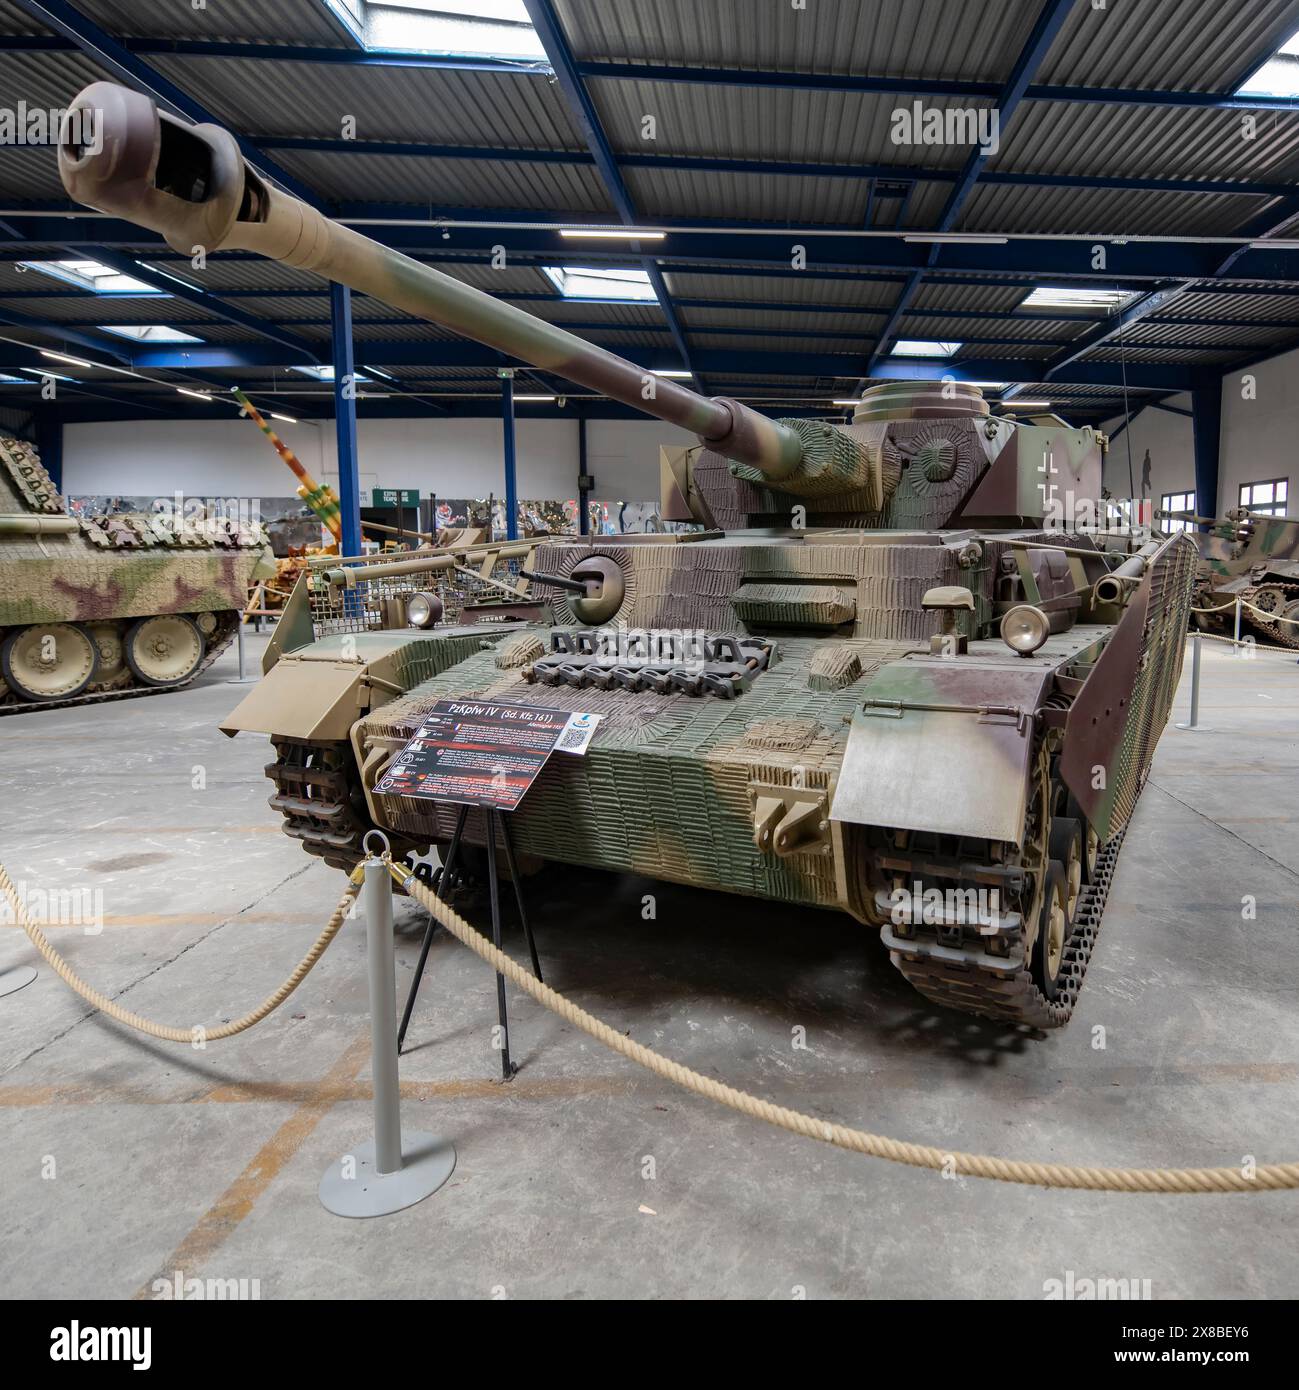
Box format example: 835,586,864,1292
1005,399,1051,409
0,373,27,384
1021,286,1136,310
271,412,298,424
831,399,861,406
21,367,75,382
514,394,556,402
136,262,203,293
559,229,666,241
903,233,1008,245
41,350,94,369
176,387,212,401
651,369,692,378
19,258,164,295
1236,28,1299,97
963,380,1007,389
98,324,204,344
542,265,657,303
362,0,546,61
1249,239,1299,250
290,365,373,383
889,339,962,357
362,365,397,381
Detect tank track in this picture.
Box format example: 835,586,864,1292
0,613,240,716
265,737,375,873
1241,581,1299,650
881,828,1124,1029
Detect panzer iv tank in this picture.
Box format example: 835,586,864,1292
0,435,274,708
61,81,1198,1027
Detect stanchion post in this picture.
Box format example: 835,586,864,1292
1176,633,1208,731
227,616,260,686
320,835,456,1217
1233,595,1242,653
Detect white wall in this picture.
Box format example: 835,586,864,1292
1102,347,1299,518
1101,392,1195,507
1219,349,1298,512
63,415,696,506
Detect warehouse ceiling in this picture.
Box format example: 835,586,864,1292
3,0,1299,432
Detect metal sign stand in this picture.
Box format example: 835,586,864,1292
398,805,543,1080
320,833,456,1218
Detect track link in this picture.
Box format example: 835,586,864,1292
881,829,1124,1030
1241,581,1299,650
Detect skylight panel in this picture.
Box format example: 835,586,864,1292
1021,287,1136,311
19,259,165,295
889,340,962,358
542,266,658,302
290,365,374,382
98,325,204,344
361,2,546,59
1236,28,1299,97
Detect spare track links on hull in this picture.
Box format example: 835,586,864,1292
882,829,1123,1029
266,737,381,874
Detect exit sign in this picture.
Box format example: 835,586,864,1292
371,488,420,508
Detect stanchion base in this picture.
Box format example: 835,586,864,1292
226,676,260,685
319,1130,456,1218
1174,722,1214,732
0,966,37,999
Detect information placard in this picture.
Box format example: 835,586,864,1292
374,700,599,812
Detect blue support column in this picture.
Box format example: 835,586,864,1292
34,410,63,491
577,412,590,535
331,283,362,557
500,369,519,540
1191,378,1223,521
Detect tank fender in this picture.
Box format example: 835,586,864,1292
829,657,1057,845
219,654,375,740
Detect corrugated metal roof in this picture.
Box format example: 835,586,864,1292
559,0,1042,82
148,56,580,149
271,149,611,214
1036,0,1299,91
73,0,349,45
959,182,1257,236
624,165,868,223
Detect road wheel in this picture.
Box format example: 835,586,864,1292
1,622,99,701
1050,817,1084,920
85,620,129,690
1064,794,1101,883
124,614,205,687
1031,862,1071,1002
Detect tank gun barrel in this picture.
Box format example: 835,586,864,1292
59,82,808,479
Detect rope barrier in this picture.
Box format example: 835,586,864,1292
0,861,361,1043
389,860,1299,1195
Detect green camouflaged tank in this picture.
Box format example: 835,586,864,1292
1182,509,1299,649
60,80,1199,1027
0,435,274,708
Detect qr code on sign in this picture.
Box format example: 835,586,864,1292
558,725,588,751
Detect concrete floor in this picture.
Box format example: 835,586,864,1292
2,631,1297,1300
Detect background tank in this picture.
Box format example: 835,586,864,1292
0,435,274,707
1162,507,1299,650
61,82,1199,1028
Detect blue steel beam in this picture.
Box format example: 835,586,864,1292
521,0,699,385
330,284,362,558
500,372,519,541
866,0,1076,379
251,134,1299,202
9,34,1299,112
9,2,319,204
1191,377,1223,515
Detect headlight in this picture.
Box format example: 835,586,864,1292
407,591,444,629
1000,604,1050,656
